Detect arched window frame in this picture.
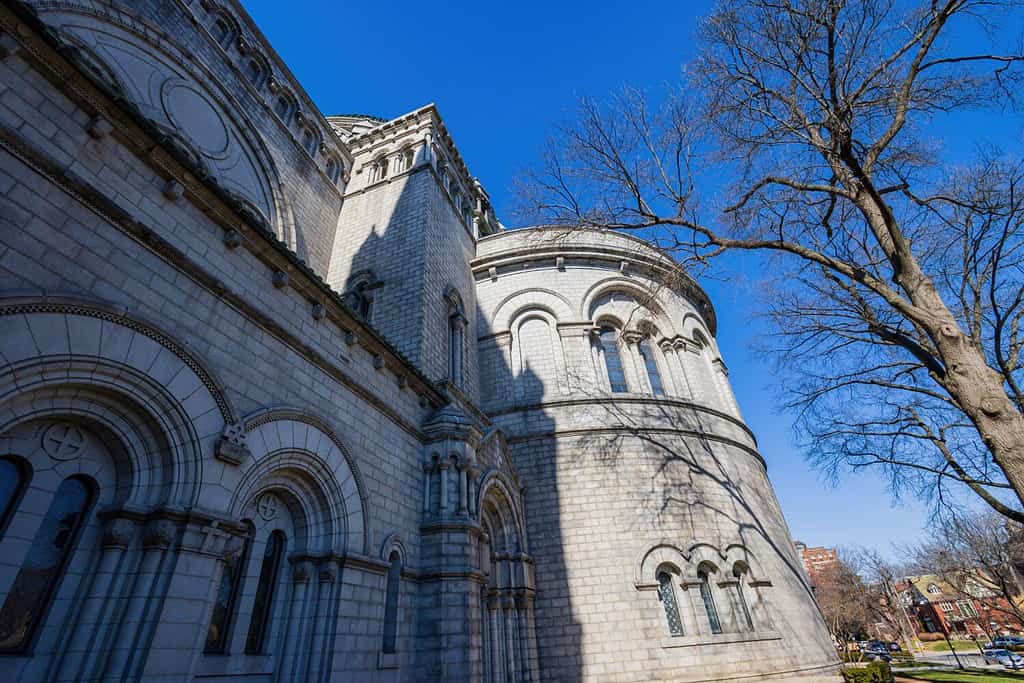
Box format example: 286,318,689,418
346,271,379,321
732,563,755,631
371,155,389,182
0,475,96,654
244,57,267,89
594,324,629,393
656,567,685,636
446,289,467,388
697,564,723,635
209,12,237,50
381,550,402,654
302,128,320,157
204,522,253,654
244,529,285,654
636,335,666,396
325,157,342,184
273,93,296,124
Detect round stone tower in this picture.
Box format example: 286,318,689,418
472,227,838,682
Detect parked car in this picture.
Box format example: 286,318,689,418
993,636,1024,648
862,643,893,663
983,648,1024,669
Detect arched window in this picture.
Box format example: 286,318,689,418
0,457,27,536
245,530,284,654
274,95,294,123
382,551,401,653
0,476,93,653
371,156,388,182
210,16,235,49
245,59,265,88
657,571,684,636
733,565,754,631
326,158,342,183
205,526,251,654
637,337,665,396
400,146,415,172
698,568,722,634
599,326,628,393
302,129,318,156
447,293,466,387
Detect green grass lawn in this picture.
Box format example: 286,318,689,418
900,671,1024,683
923,640,988,652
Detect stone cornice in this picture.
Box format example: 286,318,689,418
473,227,717,334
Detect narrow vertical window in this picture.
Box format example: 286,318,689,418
382,551,401,653
274,96,292,122
733,567,754,630
245,530,284,654
0,476,93,653
205,528,250,653
449,312,465,387
638,338,665,396
0,457,27,535
698,569,722,634
656,571,684,636
599,327,628,392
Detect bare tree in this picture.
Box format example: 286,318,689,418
909,509,1024,629
813,548,913,649
519,0,1024,519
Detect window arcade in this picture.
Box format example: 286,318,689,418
637,336,665,396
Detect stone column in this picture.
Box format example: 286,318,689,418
54,517,136,682
278,561,313,682
422,459,434,515
306,560,339,682
101,519,177,680
671,338,694,400
657,340,680,396
458,461,469,515
620,331,646,393
502,593,518,683
487,592,504,683
438,459,450,515
712,359,742,418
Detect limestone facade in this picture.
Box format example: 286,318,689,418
0,0,838,681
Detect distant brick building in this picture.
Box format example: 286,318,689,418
901,574,1024,638
796,541,839,581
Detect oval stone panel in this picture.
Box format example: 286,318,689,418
162,81,230,157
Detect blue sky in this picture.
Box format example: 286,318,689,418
242,0,1023,557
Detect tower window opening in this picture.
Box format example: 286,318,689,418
599,326,628,393
698,569,722,634
245,530,284,654
638,338,665,396
657,571,684,636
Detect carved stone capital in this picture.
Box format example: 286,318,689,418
143,519,177,549
292,561,313,583
318,560,340,583
101,518,137,550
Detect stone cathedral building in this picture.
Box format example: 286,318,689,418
0,0,839,681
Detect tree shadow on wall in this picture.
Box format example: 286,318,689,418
479,304,585,683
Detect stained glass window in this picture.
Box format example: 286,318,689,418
205,528,250,654
382,551,402,653
657,571,684,636
245,530,283,654
0,476,92,653
699,570,722,634
0,458,26,534
600,327,628,392
638,338,665,396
